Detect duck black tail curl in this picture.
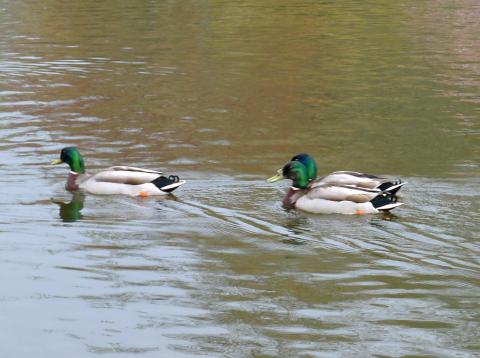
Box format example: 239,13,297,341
370,193,403,211
377,179,405,195
151,175,182,192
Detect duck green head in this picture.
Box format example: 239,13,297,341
267,160,309,189
291,153,317,181
51,147,85,174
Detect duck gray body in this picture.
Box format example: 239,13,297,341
283,181,402,214
53,147,185,196
69,166,184,196
269,154,405,215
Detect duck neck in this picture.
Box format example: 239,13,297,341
283,187,304,209
66,171,80,190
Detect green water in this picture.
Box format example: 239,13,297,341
1,1,479,357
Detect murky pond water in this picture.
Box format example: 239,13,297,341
1,1,479,357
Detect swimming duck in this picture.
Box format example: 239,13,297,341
51,147,185,196
267,153,405,214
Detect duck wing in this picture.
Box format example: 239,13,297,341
306,183,381,203
107,166,163,174
92,166,163,185
315,171,384,189
316,171,405,194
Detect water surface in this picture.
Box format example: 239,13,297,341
1,1,479,357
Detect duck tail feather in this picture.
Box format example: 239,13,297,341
151,175,185,193
370,193,403,211
376,202,404,210
377,180,406,195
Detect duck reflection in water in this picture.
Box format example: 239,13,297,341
51,192,85,222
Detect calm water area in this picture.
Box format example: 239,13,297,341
1,1,479,357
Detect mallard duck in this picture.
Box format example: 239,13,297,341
267,153,405,214
51,147,185,196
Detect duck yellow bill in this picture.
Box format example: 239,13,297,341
267,169,284,183
51,159,63,165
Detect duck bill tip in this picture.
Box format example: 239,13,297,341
267,171,284,183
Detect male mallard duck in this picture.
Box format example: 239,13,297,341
267,153,405,214
51,147,185,196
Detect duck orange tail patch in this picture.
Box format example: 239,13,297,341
138,191,149,197
355,209,366,215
